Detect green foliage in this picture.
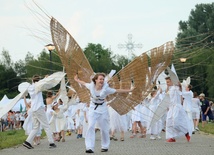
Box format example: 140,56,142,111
84,43,126,73
0,50,21,98
24,50,63,78
175,2,214,98
176,3,214,48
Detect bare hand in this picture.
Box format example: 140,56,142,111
74,74,79,81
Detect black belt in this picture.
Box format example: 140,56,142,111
93,102,104,110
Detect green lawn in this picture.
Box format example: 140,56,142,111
0,129,45,150
198,122,214,134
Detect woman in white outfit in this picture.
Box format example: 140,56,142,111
74,73,134,153
182,84,194,134
192,92,201,131
130,103,145,138
109,105,127,141
147,89,163,140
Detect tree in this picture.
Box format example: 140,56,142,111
84,43,116,73
176,3,214,48
175,2,214,97
25,50,63,78
0,50,21,98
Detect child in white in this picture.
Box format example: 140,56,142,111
50,101,68,142
76,98,85,139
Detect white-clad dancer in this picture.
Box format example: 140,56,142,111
23,75,56,149
192,92,201,131
74,73,134,153
147,88,163,140
165,77,191,143
182,84,194,133
109,105,127,141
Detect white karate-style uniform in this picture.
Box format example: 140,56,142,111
166,85,191,139
25,83,54,144
182,90,194,133
84,82,116,151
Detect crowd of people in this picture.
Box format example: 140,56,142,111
1,73,214,153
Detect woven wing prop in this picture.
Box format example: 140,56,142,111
108,42,174,115
50,17,94,103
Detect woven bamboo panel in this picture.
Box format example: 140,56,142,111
49,17,174,113
108,41,174,115
50,17,93,103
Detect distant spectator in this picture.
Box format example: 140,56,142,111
7,110,15,130
209,101,214,116
1,114,8,131
199,93,213,127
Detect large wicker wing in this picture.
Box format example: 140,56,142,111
50,17,94,103
108,41,174,115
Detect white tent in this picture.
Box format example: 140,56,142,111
0,95,28,112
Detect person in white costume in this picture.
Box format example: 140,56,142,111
46,91,59,139
74,73,134,153
23,96,42,145
147,88,163,140
76,98,85,139
130,103,145,138
182,84,194,133
64,105,73,136
82,102,90,138
50,100,68,142
109,105,127,141
165,77,191,142
192,92,201,131
22,75,56,149
140,97,151,138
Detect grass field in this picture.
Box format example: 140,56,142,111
0,129,45,150
198,121,214,134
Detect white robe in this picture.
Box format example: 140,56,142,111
166,85,191,139
109,106,127,132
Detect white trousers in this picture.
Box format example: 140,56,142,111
26,107,54,144
85,110,110,151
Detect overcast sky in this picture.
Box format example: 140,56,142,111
0,0,213,62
